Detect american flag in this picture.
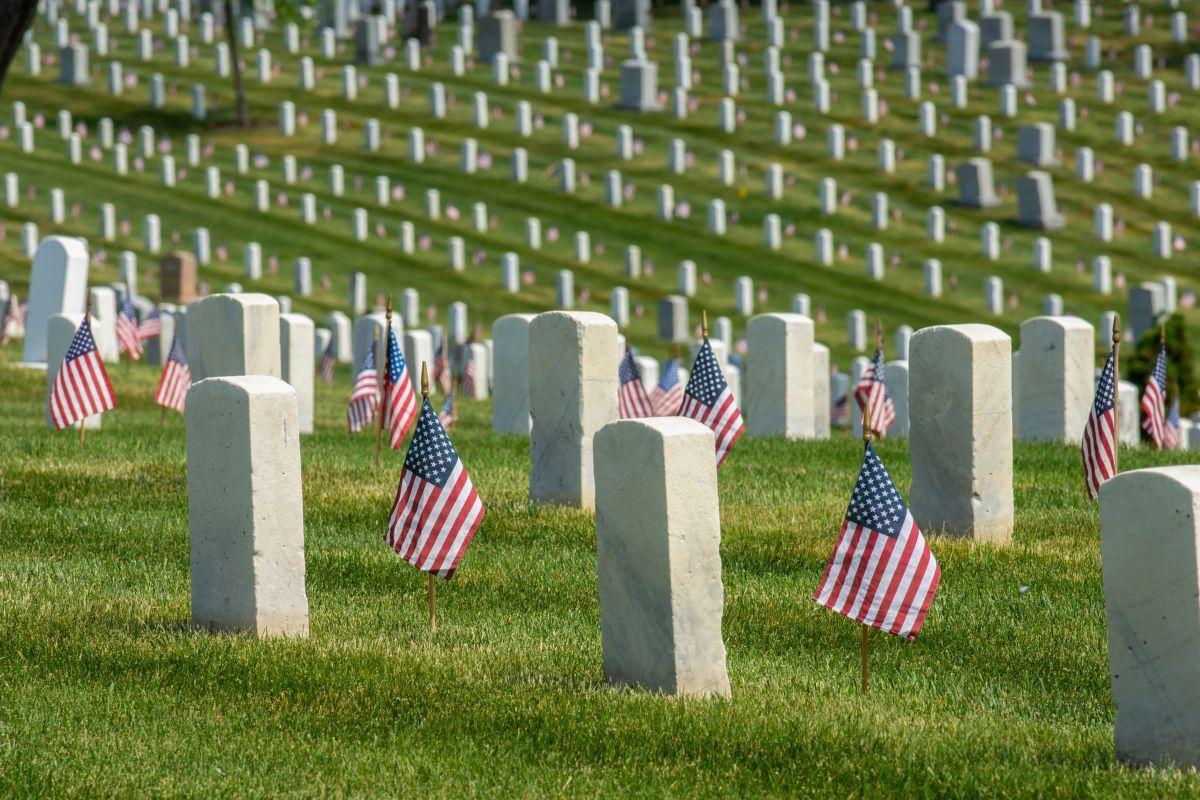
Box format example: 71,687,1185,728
618,348,654,419
48,315,117,430
1081,344,1118,501
853,348,896,437
386,396,485,579
0,300,19,347
116,294,143,359
650,357,684,416
813,442,941,640
154,333,190,413
383,325,418,449
438,390,456,429
459,351,477,397
1141,344,1169,449
318,338,336,384
1166,397,1181,449
432,342,452,394
347,343,379,432
680,338,744,468
137,307,162,341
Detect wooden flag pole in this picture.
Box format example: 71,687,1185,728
860,402,873,694
1112,313,1121,475
420,360,437,631
875,318,884,352
701,309,708,339
374,299,393,467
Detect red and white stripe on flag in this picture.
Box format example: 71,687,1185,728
386,399,485,578
49,317,116,430
154,335,190,413
813,443,940,640
117,313,143,360
386,379,418,450
1141,346,1169,449
853,350,896,436
1082,347,1118,500
618,350,654,419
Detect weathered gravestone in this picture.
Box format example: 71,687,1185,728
189,293,281,381
618,59,660,111
956,158,1002,208
594,417,731,698
22,236,89,367
352,312,389,371
746,313,815,438
160,251,198,304
1016,171,1066,231
1017,316,1093,443
909,325,1013,543
402,330,433,392
46,313,102,429
280,313,315,434
187,375,309,637
493,313,535,435
1101,466,1200,769
529,311,619,509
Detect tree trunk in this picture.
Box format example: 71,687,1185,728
223,0,249,127
0,0,40,96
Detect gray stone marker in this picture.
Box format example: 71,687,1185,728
746,313,815,438
23,236,89,366
89,286,119,364
402,330,434,391
910,324,1013,543
1028,11,1068,62
1117,380,1139,447
280,313,315,434
187,375,309,638
493,313,535,435
326,311,353,363
658,295,689,342
813,343,831,439
1129,283,1165,342
987,39,1029,88
979,10,1012,50
618,59,660,111
956,158,1001,208
1016,171,1065,231
1017,316,1093,443
946,19,979,79
477,11,516,63
594,417,731,699
529,311,619,509
1101,466,1200,768
540,0,569,25
189,293,281,379
614,0,648,30
46,313,101,429
352,312,389,370
1017,123,1057,167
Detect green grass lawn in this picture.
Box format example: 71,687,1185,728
3,347,1200,797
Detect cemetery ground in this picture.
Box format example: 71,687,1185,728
1,348,1199,798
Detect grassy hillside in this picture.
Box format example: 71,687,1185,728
2,348,1199,796
1,3,1198,364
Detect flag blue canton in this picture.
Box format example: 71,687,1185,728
684,340,727,407
404,398,460,488
1169,397,1181,428
1094,350,1115,414
168,335,187,364
67,318,98,359
844,443,908,538
121,295,136,321
659,358,679,390
387,328,406,382
618,350,642,386
871,348,891,398
359,342,376,371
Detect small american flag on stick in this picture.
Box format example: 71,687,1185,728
680,314,744,468
853,326,895,437
1081,317,1120,501
137,307,162,341
813,408,940,691
49,310,117,432
438,390,457,429
347,338,379,432
116,293,143,360
650,357,684,417
387,363,485,630
382,317,418,450
618,348,653,419
318,338,336,384
1141,332,1170,449
154,332,190,413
